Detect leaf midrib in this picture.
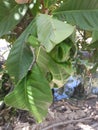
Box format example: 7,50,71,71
53,9,98,14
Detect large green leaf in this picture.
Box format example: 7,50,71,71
5,64,52,123
91,31,98,43
36,47,74,87
53,0,98,31
0,0,27,37
6,19,37,82
88,31,98,48
36,14,74,52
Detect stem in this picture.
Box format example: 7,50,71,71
40,0,49,14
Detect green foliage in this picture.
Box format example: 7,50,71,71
91,31,98,43
44,0,58,8
36,47,73,87
6,19,37,82
36,14,75,52
29,0,40,16
50,42,71,62
53,0,98,30
0,0,27,37
28,35,39,47
5,64,52,123
0,0,97,122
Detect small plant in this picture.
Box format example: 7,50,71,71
0,0,98,122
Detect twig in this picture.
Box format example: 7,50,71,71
28,46,36,70
42,116,94,130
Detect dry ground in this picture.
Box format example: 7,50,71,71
0,94,98,130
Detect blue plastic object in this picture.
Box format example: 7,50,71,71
91,87,98,95
52,76,83,101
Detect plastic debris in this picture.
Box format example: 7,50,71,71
0,39,10,60
91,87,98,95
0,39,10,69
52,76,84,101
52,88,69,101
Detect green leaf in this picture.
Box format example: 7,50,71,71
36,47,74,87
88,31,98,48
88,41,98,48
6,19,37,82
44,0,58,8
0,0,27,37
29,0,40,17
91,31,98,43
50,42,71,62
4,64,52,123
53,0,98,31
36,14,75,52
28,35,39,47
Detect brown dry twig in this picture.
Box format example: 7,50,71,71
42,116,95,130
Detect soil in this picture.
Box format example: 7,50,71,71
0,94,98,130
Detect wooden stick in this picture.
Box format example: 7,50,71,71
42,116,93,130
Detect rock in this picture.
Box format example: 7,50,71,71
0,116,4,125
67,112,76,120
66,124,74,130
14,123,30,130
91,87,98,96
75,110,86,119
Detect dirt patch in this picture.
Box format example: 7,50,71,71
0,95,98,130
